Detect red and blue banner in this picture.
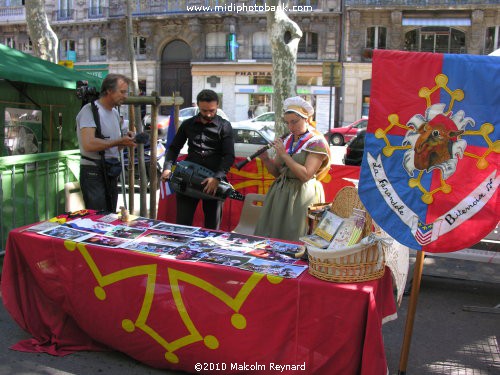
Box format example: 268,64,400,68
359,50,499,253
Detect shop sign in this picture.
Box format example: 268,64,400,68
3,107,42,156
74,64,109,79
235,71,272,76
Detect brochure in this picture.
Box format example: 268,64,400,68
313,210,344,241
327,208,366,250
299,233,331,249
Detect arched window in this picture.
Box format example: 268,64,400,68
206,32,226,59
405,27,466,54
366,27,386,49
252,31,271,59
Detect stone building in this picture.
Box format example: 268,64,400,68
0,0,498,129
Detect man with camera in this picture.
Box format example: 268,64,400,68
76,73,137,212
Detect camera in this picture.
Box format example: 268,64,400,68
76,80,99,104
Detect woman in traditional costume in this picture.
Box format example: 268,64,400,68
254,97,331,241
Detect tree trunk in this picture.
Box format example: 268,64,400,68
267,0,302,137
25,0,58,62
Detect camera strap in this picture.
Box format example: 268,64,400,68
89,100,113,211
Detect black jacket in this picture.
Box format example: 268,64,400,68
163,114,235,180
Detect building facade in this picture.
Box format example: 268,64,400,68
0,0,498,128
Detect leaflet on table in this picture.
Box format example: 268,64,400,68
103,225,147,240
122,217,162,229
65,218,116,234
23,220,60,232
140,230,195,246
39,225,93,241
238,258,308,278
151,222,201,235
212,232,266,247
197,249,252,267
123,240,179,255
79,233,131,248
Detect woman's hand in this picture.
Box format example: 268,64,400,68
273,138,287,157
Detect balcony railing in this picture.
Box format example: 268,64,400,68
88,6,108,19
346,0,498,6
55,8,75,21
205,46,227,59
252,46,272,60
0,5,25,22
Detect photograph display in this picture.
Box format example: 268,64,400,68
31,215,308,278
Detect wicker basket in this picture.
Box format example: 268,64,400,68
307,186,385,283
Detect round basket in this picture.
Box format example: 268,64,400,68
307,186,385,283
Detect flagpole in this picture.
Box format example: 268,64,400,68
398,250,425,374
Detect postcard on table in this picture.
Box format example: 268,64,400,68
123,240,178,256
39,225,91,241
238,258,308,279
104,225,146,240
152,222,201,235
197,250,252,268
159,245,208,261
140,231,194,246
78,234,130,248
256,240,305,257
245,248,296,264
123,217,162,229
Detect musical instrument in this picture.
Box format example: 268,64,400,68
235,133,289,170
170,160,245,201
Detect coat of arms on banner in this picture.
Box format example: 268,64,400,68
359,50,499,253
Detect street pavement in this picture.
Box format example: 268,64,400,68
1,252,499,375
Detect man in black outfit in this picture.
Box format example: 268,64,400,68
160,89,235,230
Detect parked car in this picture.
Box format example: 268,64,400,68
232,112,275,129
325,118,368,146
231,123,275,158
342,129,366,166
143,107,230,140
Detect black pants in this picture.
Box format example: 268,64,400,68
176,193,223,230
80,164,119,212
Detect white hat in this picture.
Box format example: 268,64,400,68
283,96,314,118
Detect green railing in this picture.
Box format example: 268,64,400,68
0,150,81,252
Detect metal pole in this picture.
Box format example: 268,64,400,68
328,63,334,133
119,149,127,210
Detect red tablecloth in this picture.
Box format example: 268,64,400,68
1,224,395,375
157,158,361,232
